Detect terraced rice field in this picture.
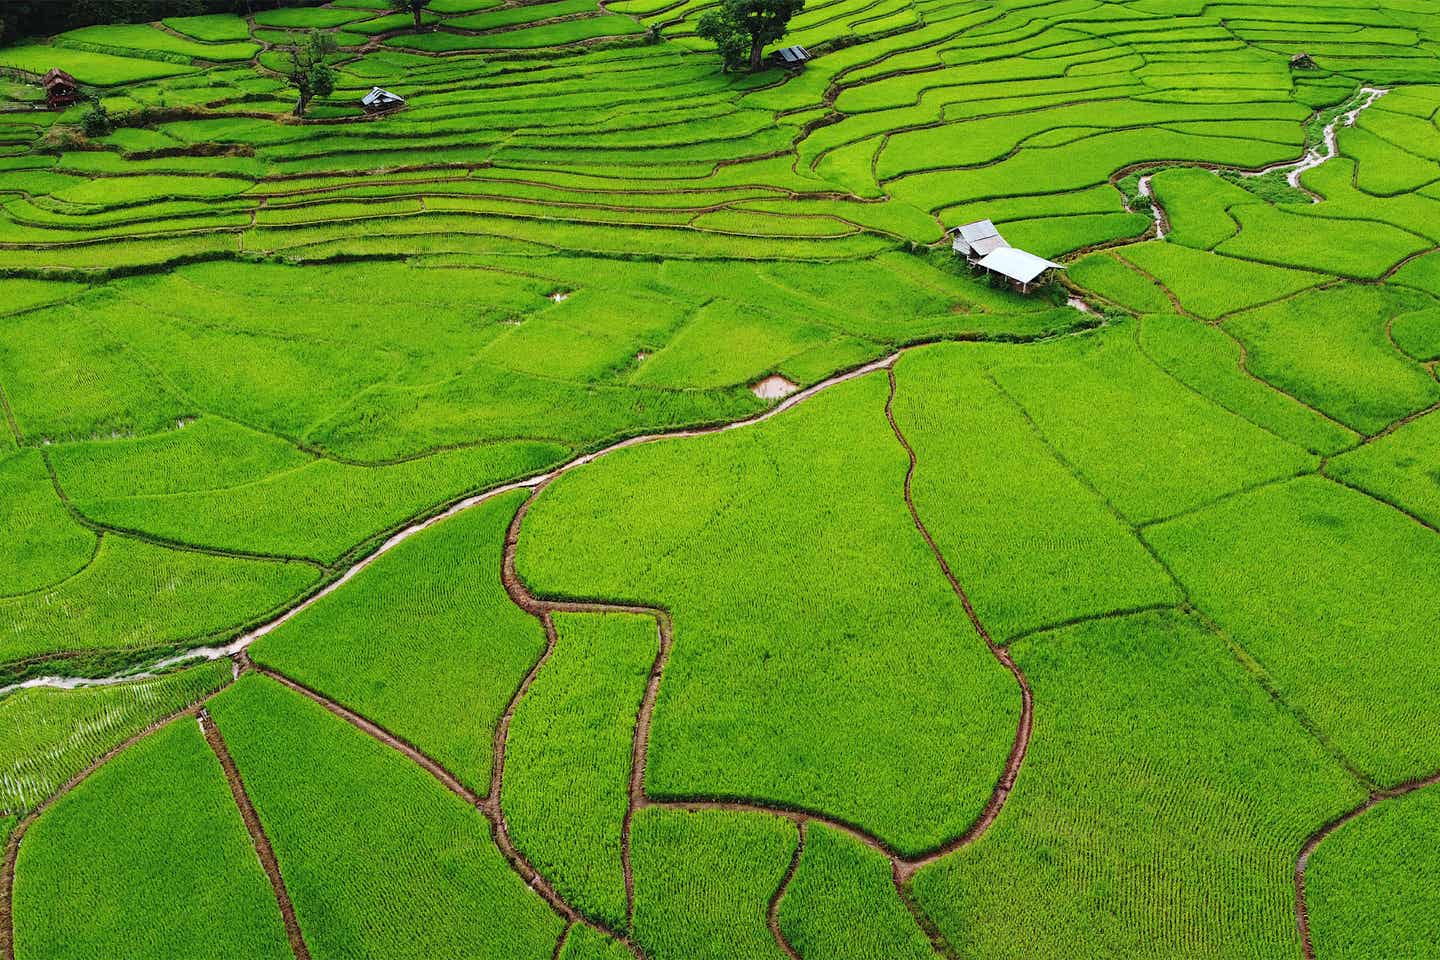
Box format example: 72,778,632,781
1,0,1438,956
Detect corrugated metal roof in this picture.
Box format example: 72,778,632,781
362,87,404,106
970,234,1008,257
958,219,999,243
777,45,810,63
977,247,1065,284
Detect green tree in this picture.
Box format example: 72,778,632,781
697,0,805,72
80,100,112,138
285,29,336,117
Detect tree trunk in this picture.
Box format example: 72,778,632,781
749,36,763,71
413,8,423,31
293,91,309,117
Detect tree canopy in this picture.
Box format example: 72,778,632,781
697,0,805,72
285,30,336,118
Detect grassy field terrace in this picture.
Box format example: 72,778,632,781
1,0,1439,955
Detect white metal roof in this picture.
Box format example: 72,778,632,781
969,234,1008,257
977,247,1065,284
957,219,1000,243
362,87,404,106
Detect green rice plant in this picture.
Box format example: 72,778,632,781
382,29,501,51
161,14,253,42
1136,313,1358,455
1117,241,1330,320
558,925,635,960
691,208,859,239
250,490,544,791
778,823,935,960
1223,284,1440,434
305,355,760,460
1306,786,1440,959
0,278,85,316
812,136,884,198
0,232,238,273
56,24,259,62
344,11,444,34
1148,166,1257,249
49,417,311,501
889,128,1298,215
0,534,317,664
74,439,567,562
517,372,1019,854
997,210,1151,258
1294,159,1440,245
0,300,192,445
1148,476,1440,787
208,673,563,958
504,612,656,930
464,16,647,47
0,43,198,85
12,719,292,960
891,342,1180,640
1215,203,1430,280
479,286,693,382
1068,251,1172,313
628,299,836,389
1390,306,1440,362
630,807,797,960
0,660,232,814
445,0,601,29
938,183,1125,231
991,322,1317,524
252,6,374,28
912,609,1365,959
430,0,504,11
0,449,97,596
1326,410,1440,530
1339,125,1440,197
1391,248,1440,297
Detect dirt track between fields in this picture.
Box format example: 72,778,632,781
250,659,645,958
0,695,230,960
198,709,310,960
1294,768,1440,959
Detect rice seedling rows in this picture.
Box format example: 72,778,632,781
3,0,1438,951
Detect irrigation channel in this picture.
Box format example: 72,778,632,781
0,342,1045,960
1135,86,1388,231
0,83,1408,954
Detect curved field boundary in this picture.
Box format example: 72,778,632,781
496,357,1034,949
250,661,645,959
14,350,904,693
2,331,1090,953
198,708,310,960
767,819,805,960
881,364,1032,877
0,688,232,960
1294,768,1440,959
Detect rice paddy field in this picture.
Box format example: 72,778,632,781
1,0,1437,956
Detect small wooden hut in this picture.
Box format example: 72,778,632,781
42,69,80,109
